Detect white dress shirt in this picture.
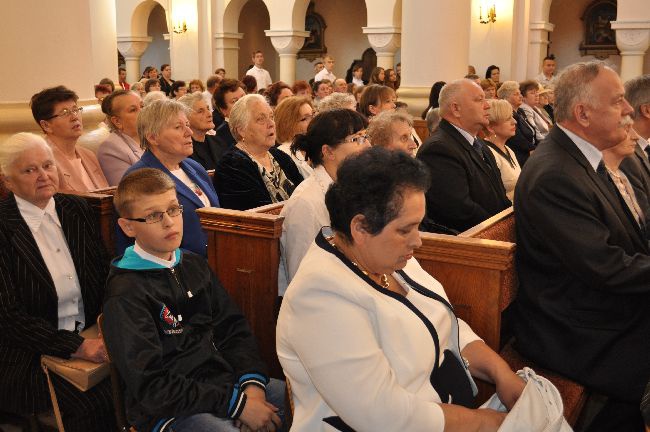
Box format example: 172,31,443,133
277,142,314,180
352,77,364,88
557,124,602,172
314,68,336,83
15,196,84,331
535,72,557,89
278,165,332,296
246,65,273,91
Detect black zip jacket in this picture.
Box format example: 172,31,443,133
102,248,268,431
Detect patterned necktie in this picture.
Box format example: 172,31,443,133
472,137,483,157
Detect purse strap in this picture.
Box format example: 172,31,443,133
42,363,66,432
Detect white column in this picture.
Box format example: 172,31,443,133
117,36,153,84
610,21,650,82
526,21,554,79
197,0,213,80
266,30,309,85
399,0,471,116
362,27,401,70
214,32,244,78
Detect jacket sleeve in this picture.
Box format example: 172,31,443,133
103,281,247,420
0,229,84,357
97,140,133,187
214,153,271,210
281,198,323,281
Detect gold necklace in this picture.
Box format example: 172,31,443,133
327,236,390,289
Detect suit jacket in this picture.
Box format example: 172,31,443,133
214,147,304,210
116,151,220,257
189,134,231,171
96,131,144,186
621,143,650,188
50,143,109,192
0,194,109,414
215,120,236,148
159,77,174,97
506,109,537,167
513,126,650,402
416,119,511,233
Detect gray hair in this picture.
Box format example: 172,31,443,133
367,110,414,148
229,94,268,141
143,91,167,107
438,79,475,117
0,133,53,175
317,92,356,112
425,107,441,134
177,92,205,111
136,99,191,150
496,81,519,100
554,61,604,123
624,74,650,119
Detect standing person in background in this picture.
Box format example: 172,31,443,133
309,61,324,87
535,55,557,89
245,50,272,91
351,64,365,88
159,64,174,96
203,75,221,111
214,68,227,79
315,55,336,82
421,81,446,120
118,67,130,90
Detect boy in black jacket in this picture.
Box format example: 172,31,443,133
103,168,284,432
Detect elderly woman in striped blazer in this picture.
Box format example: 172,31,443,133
0,133,114,431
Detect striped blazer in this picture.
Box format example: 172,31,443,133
0,193,109,414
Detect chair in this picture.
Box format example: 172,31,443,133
97,314,133,432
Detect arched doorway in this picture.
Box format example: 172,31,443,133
238,0,276,80
139,3,170,77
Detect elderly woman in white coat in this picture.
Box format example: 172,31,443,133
277,147,526,432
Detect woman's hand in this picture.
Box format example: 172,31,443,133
71,337,107,363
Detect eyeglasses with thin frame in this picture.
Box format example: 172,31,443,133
125,205,184,224
46,106,84,120
343,133,369,146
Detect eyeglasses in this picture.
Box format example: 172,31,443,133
343,134,368,146
46,106,83,120
125,205,184,224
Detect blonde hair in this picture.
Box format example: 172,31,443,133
0,133,52,175
137,99,190,150
496,81,520,100
114,168,176,217
274,96,313,143
487,99,513,124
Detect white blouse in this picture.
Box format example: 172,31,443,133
278,165,332,296
487,143,521,201
277,142,314,180
277,234,481,431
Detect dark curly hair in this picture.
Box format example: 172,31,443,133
291,109,368,166
325,147,431,242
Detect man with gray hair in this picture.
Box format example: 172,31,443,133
621,74,650,185
416,79,510,233
514,62,649,431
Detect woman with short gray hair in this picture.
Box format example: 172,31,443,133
367,110,417,156
498,80,537,166
116,99,220,257
178,92,229,170
214,94,304,210
0,132,115,431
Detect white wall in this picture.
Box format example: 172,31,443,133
469,0,516,81
140,4,171,77
238,0,277,80
549,0,622,72
295,0,368,82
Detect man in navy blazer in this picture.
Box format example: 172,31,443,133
416,79,510,233
514,62,650,431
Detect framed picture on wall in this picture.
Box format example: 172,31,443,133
298,2,327,61
579,0,619,59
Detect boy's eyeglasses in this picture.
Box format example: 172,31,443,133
125,205,184,224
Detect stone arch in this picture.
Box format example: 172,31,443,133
222,0,251,34
131,0,169,36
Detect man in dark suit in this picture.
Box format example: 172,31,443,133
514,62,650,431
416,79,511,233
621,74,650,186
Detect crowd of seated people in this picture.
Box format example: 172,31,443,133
1,55,649,432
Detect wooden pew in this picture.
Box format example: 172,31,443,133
413,118,430,143
198,203,285,377
74,188,117,257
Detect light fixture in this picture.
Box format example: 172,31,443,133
479,4,497,24
173,19,187,34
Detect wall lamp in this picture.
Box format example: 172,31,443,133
480,4,497,24
173,19,187,34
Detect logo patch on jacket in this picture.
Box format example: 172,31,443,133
159,304,183,335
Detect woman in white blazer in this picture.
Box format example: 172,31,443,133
277,148,526,432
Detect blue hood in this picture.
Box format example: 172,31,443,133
114,246,182,270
